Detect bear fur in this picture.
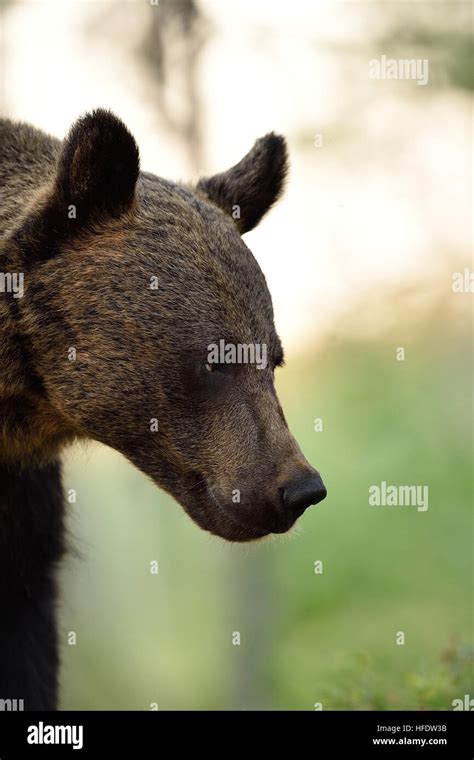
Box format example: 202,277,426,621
0,110,325,709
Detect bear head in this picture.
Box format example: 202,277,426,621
8,110,327,541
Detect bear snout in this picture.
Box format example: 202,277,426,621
202,468,327,540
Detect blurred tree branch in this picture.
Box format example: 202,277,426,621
139,0,210,172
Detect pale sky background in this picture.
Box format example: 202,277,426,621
2,0,471,353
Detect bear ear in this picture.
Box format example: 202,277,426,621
197,133,288,234
55,109,140,219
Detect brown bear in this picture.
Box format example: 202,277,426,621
0,110,327,710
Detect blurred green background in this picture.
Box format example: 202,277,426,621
1,0,471,709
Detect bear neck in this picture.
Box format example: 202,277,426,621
0,252,76,468
0,295,75,467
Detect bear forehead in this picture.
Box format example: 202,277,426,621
122,173,277,337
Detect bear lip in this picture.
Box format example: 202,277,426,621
179,472,297,542
205,478,294,538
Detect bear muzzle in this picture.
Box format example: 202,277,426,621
200,469,327,540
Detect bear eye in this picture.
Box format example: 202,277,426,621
203,362,227,376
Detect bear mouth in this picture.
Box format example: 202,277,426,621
181,471,272,542
207,481,273,539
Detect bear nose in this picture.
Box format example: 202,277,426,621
282,472,327,518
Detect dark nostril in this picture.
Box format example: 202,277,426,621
282,473,327,517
